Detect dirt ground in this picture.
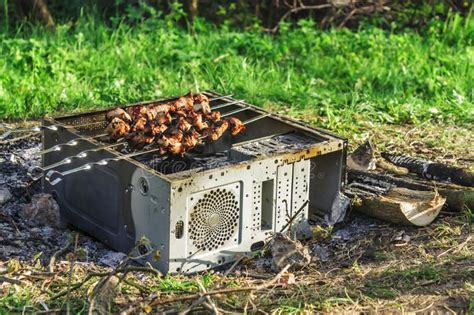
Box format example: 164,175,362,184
0,122,472,313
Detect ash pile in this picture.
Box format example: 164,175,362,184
0,137,125,268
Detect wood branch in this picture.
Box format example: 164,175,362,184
347,184,445,226
50,266,159,300
382,153,474,187
263,3,333,33
49,239,72,273
348,169,474,212
0,275,26,285
120,265,292,314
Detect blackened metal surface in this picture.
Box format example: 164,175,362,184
41,91,348,274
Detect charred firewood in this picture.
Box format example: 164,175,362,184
345,183,446,226
348,169,474,212
382,153,474,187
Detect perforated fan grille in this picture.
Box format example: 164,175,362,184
189,189,239,251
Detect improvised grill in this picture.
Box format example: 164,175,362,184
40,92,347,274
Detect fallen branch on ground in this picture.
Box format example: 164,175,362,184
382,153,474,187
120,264,292,314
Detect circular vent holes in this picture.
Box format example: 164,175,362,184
189,189,239,251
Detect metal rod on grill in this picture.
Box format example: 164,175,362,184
0,125,61,141
28,141,126,180
33,106,257,180
208,99,245,110
44,113,271,185
35,99,245,154
34,108,252,178
58,95,237,130
220,106,250,117
0,94,235,141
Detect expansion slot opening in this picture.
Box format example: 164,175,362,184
260,179,274,231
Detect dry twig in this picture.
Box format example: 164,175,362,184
121,264,292,314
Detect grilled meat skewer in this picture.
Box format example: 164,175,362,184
103,92,248,155
228,117,246,136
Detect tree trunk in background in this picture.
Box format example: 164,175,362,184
17,0,55,28
186,0,199,21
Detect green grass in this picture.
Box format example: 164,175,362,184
0,12,473,135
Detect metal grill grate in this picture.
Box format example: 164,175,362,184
189,189,239,251
234,132,321,156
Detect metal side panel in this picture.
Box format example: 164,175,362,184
130,168,172,274
43,128,137,254
309,149,346,217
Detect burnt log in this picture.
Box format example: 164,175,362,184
346,184,445,226
348,169,474,212
382,153,474,187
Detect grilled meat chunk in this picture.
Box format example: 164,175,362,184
132,117,148,132
193,93,209,104
159,129,184,146
203,120,229,142
149,103,173,117
205,111,221,123
176,117,193,132
173,92,194,111
151,123,168,135
105,117,131,139
183,130,200,148
127,106,152,120
127,132,155,148
156,112,172,125
157,130,185,155
227,117,246,136
106,108,132,123
190,112,209,131
193,94,211,114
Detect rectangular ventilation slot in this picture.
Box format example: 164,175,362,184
260,179,274,231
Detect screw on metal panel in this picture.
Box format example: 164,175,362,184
125,185,134,193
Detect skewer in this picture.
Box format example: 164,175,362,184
35,98,244,154
28,141,126,180
0,125,60,141
0,94,234,141
208,99,245,110
41,105,250,158
44,113,271,185
54,95,236,130
31,105,256,180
